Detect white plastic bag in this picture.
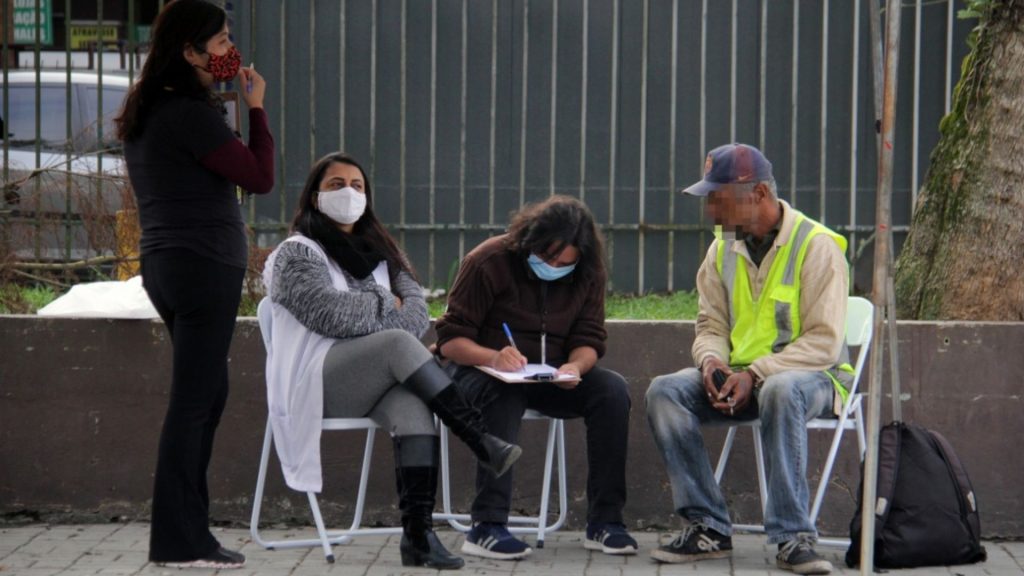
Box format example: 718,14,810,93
37,275,160,319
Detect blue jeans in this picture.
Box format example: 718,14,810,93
645,367,833,544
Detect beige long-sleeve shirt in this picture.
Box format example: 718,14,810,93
692,200,849,382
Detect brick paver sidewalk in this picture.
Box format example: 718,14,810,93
1,523,1020,575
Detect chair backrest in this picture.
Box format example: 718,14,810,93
843,296,874,399
257,297,273,352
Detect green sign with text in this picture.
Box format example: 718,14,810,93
12,0,53,46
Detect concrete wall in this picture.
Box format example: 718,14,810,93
1,317,1020,538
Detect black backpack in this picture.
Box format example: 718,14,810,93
845,421,987,569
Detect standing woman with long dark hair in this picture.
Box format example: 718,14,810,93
115,0,274,568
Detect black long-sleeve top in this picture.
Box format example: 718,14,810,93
124,95,275,269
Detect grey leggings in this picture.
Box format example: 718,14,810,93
322,329,437,436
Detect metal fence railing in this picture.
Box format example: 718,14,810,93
2,1,974,293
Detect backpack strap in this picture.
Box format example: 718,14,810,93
873,422,902,528
926,429,982,543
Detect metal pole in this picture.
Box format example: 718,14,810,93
860,0,901,573
65,0,74,261
96,0,105,240
2,0,8,249
458,0,467,258
869,0,904,422
869,0,883,125
637,0,647,293
518,0,529,208
607,0,619,290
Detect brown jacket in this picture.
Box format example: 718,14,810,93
435,235,607,365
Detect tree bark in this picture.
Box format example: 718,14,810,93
895,1,1024,320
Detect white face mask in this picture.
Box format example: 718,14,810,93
317,186,367,225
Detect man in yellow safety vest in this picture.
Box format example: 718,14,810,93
645,143,851,576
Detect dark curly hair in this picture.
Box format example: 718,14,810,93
505,195,606,287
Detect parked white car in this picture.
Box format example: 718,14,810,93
1,71,132,261
2,70,129,173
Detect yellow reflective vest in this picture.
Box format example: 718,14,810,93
715,210,855,403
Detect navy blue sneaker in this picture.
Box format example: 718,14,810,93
461,522,532,560
650,522,732,563
584,522,639,555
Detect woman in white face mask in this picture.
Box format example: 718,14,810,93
261,153,521,570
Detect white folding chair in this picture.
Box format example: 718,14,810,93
712,296,874,547
437,410,568,548
249,298,401,564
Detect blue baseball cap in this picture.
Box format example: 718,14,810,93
682,143,774,197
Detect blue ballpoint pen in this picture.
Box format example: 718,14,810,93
501,322,519,350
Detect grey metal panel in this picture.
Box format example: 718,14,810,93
555,0,585,193
251,0,287,228
292,0,971,294
371,0,403,228
284,1,312,215
314,0,342,160
3,0,977,293
433,0,466,286
733,0,762,144
342,0,375,167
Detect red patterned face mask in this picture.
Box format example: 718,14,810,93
203,45,242,82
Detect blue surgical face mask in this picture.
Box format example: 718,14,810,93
528,253,577,281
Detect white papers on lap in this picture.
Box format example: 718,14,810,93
37,275,160,319
475,363,580,384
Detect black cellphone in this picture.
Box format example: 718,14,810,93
526,372,556,381
712,369,728,392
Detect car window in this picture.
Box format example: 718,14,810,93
3,85,71,148
81,85,127,152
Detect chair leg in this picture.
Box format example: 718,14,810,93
250,421,274,549
535,418,558,548
855,404,867,457
714,426,739,484
438,416,569,541
810,418,851,525
348,428,376,533
437,423,473,531
250,421,401,559
306,492,335,563
553,419,568,532
752,427,768,517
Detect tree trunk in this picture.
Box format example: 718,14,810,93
894,1,1024,320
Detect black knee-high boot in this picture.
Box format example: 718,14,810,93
394,435,464,570
402,360,522,478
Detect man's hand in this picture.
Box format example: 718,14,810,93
701,357,755,417
701,356,730,400
714,371,756,416
491,345,527,372
553,362,582,389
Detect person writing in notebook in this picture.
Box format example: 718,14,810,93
435,195,637,560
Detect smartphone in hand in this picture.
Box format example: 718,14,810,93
712,369,728,392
